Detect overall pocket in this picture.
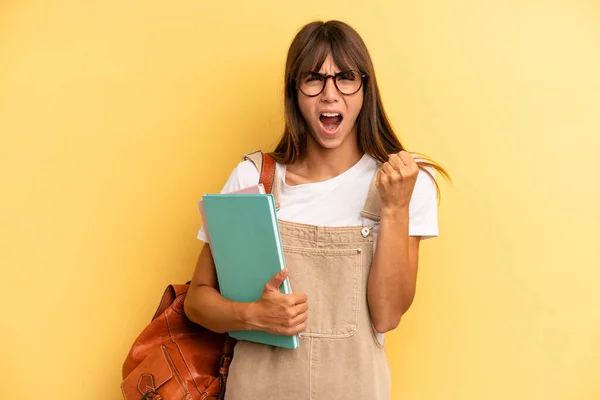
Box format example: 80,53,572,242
282,246,362,338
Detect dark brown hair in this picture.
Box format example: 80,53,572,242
270,20,450,196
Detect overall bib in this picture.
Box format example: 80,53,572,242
225,153,390,400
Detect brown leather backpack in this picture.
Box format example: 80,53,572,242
121,152,276,400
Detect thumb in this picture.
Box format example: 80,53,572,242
264,268,288,292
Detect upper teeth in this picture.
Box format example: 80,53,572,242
321,113,340,117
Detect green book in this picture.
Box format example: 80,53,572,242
202,193,299,349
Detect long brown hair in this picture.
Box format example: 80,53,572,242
270,20,450,197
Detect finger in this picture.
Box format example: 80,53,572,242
288,310,308,327
388,153,405,170
283,322,307,336
381,162,395,175
284,300,308,318
398,151,417,169
264,268,288,292
381,162,402,182
291,292,308,305
376,169,390,188
293,302,309,316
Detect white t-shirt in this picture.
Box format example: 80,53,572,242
198,153,439,244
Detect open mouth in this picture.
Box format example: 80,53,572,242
319,112,343,133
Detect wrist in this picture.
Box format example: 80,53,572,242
380,205,409,222
233,301,259,331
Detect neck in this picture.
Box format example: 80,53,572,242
299,133,363,181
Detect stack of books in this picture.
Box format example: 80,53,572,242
198,185,298,349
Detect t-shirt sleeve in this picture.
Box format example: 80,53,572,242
408,167,439,240
197,160,260,243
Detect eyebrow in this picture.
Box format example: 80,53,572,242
313,70,344,75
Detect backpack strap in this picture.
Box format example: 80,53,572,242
243,150,280,210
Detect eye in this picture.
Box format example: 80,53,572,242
338,71,358,81
301,72,323,84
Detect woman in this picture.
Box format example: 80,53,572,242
184,20,448,400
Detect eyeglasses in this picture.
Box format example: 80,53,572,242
296,70,367,97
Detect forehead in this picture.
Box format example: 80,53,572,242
298,42,359,74
316,55,342,73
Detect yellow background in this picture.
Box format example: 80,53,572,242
1,1,599,399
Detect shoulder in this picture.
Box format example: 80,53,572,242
416,166,436,185
409,164,439,238
230,150,285,187
412,165,437,202
407,153,437,187
236,159,261,179
231,159,260,186
218,158,261,193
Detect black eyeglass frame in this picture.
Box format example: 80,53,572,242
295,70,368,97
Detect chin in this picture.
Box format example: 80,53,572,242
319,137,345,149
311,132,346,150
310,124,352,150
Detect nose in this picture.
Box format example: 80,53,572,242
320,76,339,102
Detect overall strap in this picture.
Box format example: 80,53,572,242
359,164,382,222
243,150,281,210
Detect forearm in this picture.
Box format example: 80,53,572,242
368,206,417,332
184,284,257,334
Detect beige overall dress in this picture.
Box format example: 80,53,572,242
224,152,390,400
